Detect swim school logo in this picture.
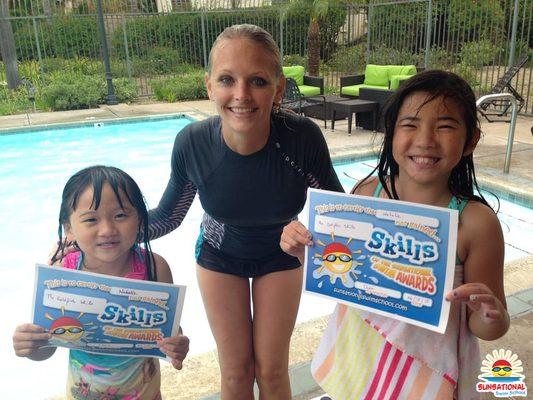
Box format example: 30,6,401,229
476,349,527,397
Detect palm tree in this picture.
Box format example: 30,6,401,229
0,0,19,89
305,0,329,76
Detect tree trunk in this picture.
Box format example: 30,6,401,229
0,0,20,89
42,0,52,17
307,18,320,76
172,0,192,10
130,0,139,13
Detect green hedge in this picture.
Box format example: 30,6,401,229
13,16,100,60
110,7,346,68
39,72,137,111
151,71,207,102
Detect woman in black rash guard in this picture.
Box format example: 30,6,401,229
149,24,343,399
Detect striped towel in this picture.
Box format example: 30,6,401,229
311,264,480,400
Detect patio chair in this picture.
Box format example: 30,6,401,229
478,54,528,122
281,77,327,128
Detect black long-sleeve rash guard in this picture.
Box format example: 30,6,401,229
148,112,344,259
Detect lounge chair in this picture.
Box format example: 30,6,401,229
478,54,528,122
281,77,326,128
282,66,324,96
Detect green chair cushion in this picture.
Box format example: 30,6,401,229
282,65,305,86
389,74,413,90
386,65,417,79
363,64,390,87
299,85,321,97
341,84,389,97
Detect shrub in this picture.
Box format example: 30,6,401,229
447,0,505,45
40,73,105,110
128,47,200,77
283,54,308,68
453,62,479,88
460,39,501,68
327,44,366,74
150,71,207,102
113,78,139,104
41,57,102,75
368,45,423,66
39,70,139,110
0,85,33,116
427,46,456,69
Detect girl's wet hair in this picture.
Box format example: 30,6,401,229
52,165,156,281
355,69,490,208
207,23,282,79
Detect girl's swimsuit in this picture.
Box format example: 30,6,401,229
148,112,343,277
63,249,161,400
311,183,480,399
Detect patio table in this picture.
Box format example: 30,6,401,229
330,99,379,135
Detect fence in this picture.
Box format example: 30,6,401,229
1,0,532,114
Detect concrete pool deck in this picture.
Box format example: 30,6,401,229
1,101,532,400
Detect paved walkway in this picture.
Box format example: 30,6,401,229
1,101,531,400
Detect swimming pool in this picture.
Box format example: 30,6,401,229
1,116,531,399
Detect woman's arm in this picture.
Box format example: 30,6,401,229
148,132,197,241
447,202,509,341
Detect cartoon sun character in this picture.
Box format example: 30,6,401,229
44,309,96,345
479,348,525,382
49,316,85,342
491,359,513,377
313,236,363,288
322,242,353,278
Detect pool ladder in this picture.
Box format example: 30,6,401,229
476,93,519,174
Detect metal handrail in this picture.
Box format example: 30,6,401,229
476,93,518,173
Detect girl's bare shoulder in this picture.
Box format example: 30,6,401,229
352,177,379,197
460,200,503,247
152,252,173,284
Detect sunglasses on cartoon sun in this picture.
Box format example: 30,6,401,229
52,327,84,335
323,254,352,262
492,367,512,372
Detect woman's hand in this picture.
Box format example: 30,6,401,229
13,323,54,360
446,283,510,340
280,221,313,264
158,333,190,370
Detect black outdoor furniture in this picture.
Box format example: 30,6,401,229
357,88,395,132
303,95,351,121
329,98,379,134
478,54,528,122
281,77,327,128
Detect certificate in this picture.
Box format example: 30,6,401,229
32,264,186,359
304,188,458,333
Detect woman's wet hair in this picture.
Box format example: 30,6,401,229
355,69,491,208
52,165,157,281
207,23,282,79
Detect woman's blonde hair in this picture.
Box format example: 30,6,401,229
207,24,282,79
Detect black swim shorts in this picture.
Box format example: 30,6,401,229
196,241,301,278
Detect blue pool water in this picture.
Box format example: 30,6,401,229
1,117,531,399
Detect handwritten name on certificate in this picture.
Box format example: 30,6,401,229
304,189,458,333
32,264,186,359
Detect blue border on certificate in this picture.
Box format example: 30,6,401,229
304,189,457,333
32,264,186,359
